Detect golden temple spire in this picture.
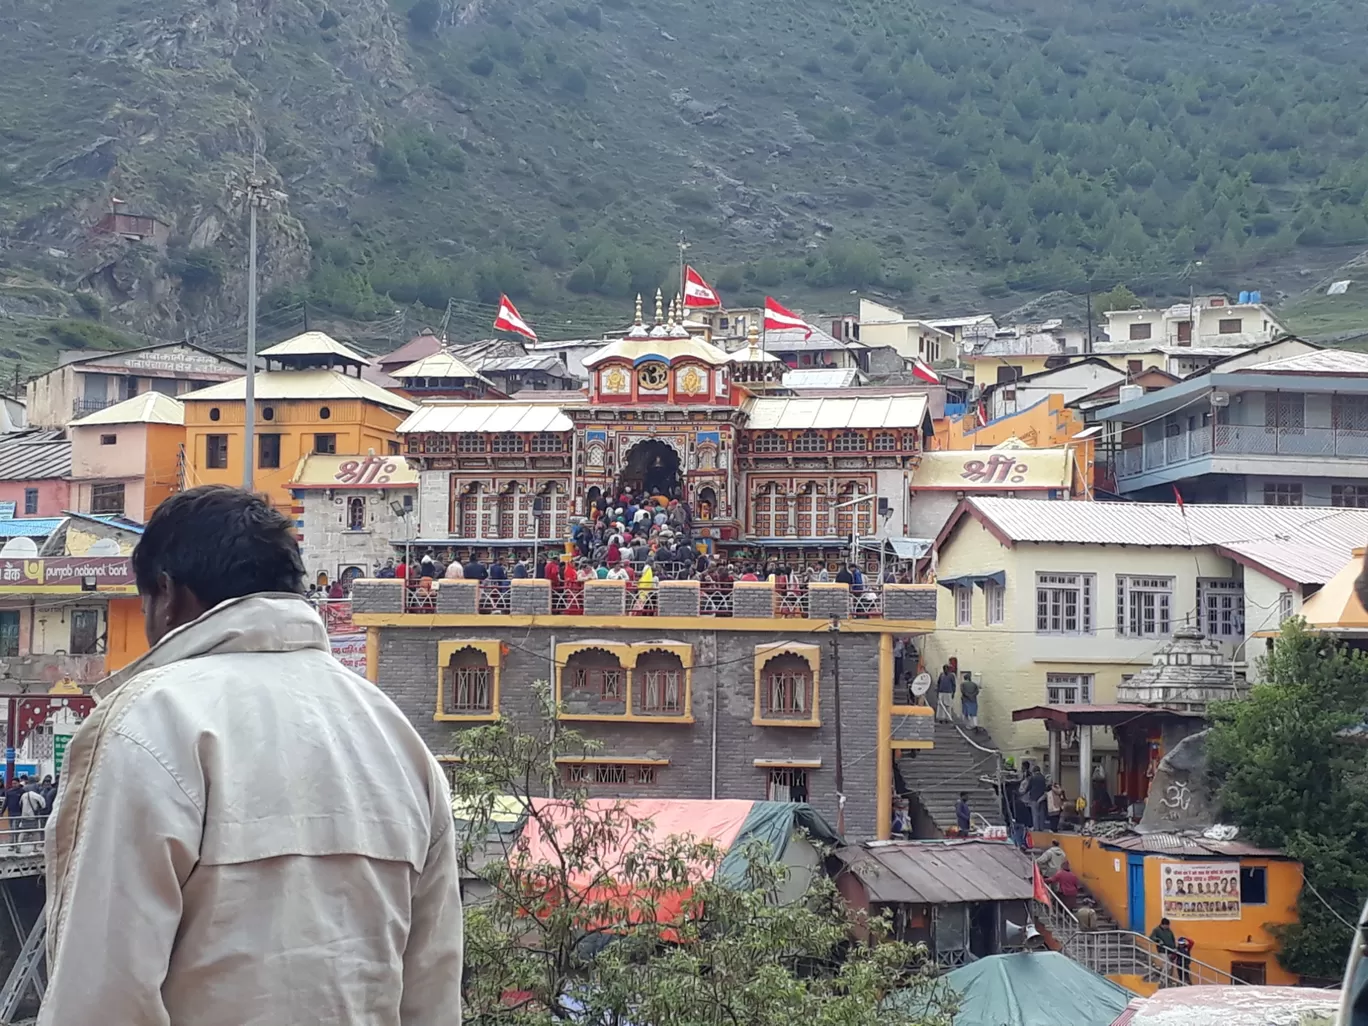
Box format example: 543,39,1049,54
654,288,664,325
634,293,643,325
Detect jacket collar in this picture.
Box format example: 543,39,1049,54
93,593,329,701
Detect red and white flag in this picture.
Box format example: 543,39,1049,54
763,296,811,338
683,266,721,308
493,294,537,341
911,358,940,384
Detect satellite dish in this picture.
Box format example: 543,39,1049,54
910,672,932,697
84,538,121,556
0,537,38,557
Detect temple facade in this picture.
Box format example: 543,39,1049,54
400,293,936,561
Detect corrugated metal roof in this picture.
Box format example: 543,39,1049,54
259,331,370,363
71,391,184,426
473,354,567,373
181,370,416,412
758,323,851,353
1104,833,1282,858
745,394,929,430
0,517,66,538
782,367,864,388
378,332,444,367
0,430,71,481
967,332,1065,357
1243,349,1368,375
1216,539,1357,586
389,351,492,383
397,402,573,434
1128,986,1338,1026
837,839,1034,904
966,497,1368,556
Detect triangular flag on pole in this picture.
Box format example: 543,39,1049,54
764,296,811,338
911,358,940,384
493,294,538,341
683,266,722,308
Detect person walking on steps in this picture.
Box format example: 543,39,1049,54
959,671,980,730
935,664,956,722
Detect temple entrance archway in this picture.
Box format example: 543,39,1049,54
621,439,682,501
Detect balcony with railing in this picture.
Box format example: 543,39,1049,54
1117,424,1368,480
349,570,938,623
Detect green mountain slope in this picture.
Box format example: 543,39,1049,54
3,0,1368,354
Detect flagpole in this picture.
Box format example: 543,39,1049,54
678,230,688,308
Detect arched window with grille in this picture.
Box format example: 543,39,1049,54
872,430,898,452
346,496,366,531
499,483,533,538
833,430,866,452
793,430,827,453
752,432,786,454
759,652,813,719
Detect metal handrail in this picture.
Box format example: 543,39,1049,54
1033,883,1242,987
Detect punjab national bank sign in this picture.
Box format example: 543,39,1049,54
0,557,137,593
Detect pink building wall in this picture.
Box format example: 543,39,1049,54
0,479,70,518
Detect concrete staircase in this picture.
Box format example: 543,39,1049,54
899,720,1005,833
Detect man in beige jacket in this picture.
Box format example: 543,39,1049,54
41,486,462,1025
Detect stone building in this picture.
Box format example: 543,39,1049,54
351,576,939,840
289,452,419,588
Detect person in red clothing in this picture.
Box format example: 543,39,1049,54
1048,860,1081,910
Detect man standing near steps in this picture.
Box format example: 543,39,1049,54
41,486,462,1026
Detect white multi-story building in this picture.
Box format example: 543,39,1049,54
1102,295,1286,350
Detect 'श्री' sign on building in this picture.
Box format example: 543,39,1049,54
0,557,136,593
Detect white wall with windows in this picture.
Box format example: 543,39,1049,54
925,516,1248,760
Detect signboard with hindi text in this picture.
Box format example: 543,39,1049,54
330,633,367,675
912,449,1073,491
1160,861,1241,920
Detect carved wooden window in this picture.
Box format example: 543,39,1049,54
793,430,827,452
531,432,564,453
492,433,524,453
753,432,786,453
872,431,897,451
458,434,486,454
833,430,866,452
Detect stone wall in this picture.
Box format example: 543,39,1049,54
298,487,414,582
373,623,885,838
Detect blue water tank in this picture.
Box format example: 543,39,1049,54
1238,290,1251,304
1251,290,1261,304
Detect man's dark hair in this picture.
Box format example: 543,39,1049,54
133,486,305,607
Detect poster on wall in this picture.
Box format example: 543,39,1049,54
1160,862,1241,920
330,633,367,675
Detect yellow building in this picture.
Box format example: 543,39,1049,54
180,332,415,513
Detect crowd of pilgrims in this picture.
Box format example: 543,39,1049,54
332,488,914,612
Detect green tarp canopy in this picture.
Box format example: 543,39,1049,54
892,952,1131,1026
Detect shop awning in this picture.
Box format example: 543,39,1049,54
1012,703,1204,727
937,570,1006,589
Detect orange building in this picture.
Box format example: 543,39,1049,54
1040,830,1301,991
180,332,416,514
68,391,186,522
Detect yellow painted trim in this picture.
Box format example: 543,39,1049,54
891,704,934,717
753,758,823,768
877,631,893,840
890,740,935,750
554,756,671,766
435,639,503,721
352,612,935,634
366,627,379,683
753,641,821,727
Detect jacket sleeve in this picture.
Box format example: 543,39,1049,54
399,807,464,1026
41,731,202,1026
